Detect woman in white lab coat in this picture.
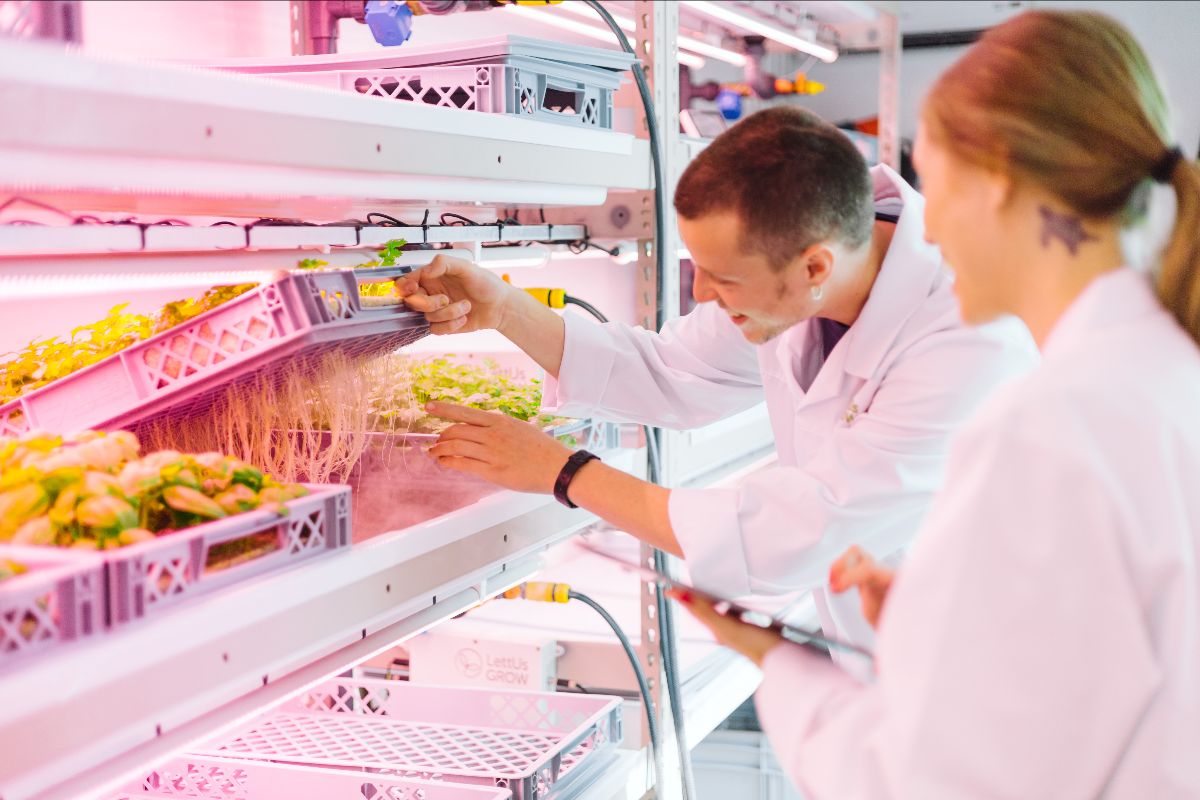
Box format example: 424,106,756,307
680,10,1200,798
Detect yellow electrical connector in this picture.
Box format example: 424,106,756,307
502,274,567,309
776,72,826,96
502,581,572,603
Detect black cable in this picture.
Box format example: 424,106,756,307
568,239,621,257
580,5,693,798
367,211,414,227
569,590,662,767
439,211,480,226
563,296,609,324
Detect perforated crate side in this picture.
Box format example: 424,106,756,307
0,545,105,665
507,67,611,129
290,677,615,733
0,279,300,437
107,484,351,625
342,65,507,114
121,754,510,800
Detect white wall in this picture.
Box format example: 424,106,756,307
692,1,1200,158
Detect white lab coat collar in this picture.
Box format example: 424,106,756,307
1042,268,1161,361
841,164,947,380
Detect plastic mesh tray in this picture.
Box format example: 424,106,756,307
105,483,351,625
0,544,104,666
114,754,510,799
0,269,428,438
199,678,623,800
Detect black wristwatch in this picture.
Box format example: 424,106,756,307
554,450,600,509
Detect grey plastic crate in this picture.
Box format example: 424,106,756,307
263,59,619,130
0,545,105,666
106,484,351,625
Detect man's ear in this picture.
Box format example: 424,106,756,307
804,244,835,286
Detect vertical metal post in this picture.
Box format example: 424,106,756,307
877,8,901,170
635,1,685,796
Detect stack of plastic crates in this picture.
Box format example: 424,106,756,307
0,266,424,660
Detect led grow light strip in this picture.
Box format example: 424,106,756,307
505,5,707,69
554,2,748,66
681,0,838,63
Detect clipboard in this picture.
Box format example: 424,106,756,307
576,539,875,662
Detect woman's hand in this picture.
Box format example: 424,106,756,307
426,402,574,493
829,545,895,629
671,590,784,667
397,254,516,335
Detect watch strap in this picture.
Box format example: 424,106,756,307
554,450,600,509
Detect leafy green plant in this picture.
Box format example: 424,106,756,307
0,430,308,550
365,356,567,435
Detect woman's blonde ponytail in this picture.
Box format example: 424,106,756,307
1158,159,1200,345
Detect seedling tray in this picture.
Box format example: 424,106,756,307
0,268,428,438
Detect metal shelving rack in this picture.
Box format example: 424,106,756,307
611,4,900,797
0,3,899,798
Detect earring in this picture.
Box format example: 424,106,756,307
811,284,823,301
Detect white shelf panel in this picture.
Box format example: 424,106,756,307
0,222,593,258
0,223,143,254
0,449,636,800
0,40,651,208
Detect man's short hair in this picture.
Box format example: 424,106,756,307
674,107,874,270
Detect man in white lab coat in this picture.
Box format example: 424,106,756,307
401,107,1036,651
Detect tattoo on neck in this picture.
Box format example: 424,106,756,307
1039,205,1098,255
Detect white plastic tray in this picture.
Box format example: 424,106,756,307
199,678,622,800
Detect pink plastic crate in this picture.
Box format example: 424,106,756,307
200,677,623,800
115,754,510,799
0,544,105,666
0,269,428,438
106,484,351,625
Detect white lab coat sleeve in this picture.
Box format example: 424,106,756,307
673,323,1034,597
753,411,1160,800
540,304,763,429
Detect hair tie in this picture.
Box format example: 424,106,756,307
1151,146,1184,183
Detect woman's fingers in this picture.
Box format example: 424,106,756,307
830,546,873,592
